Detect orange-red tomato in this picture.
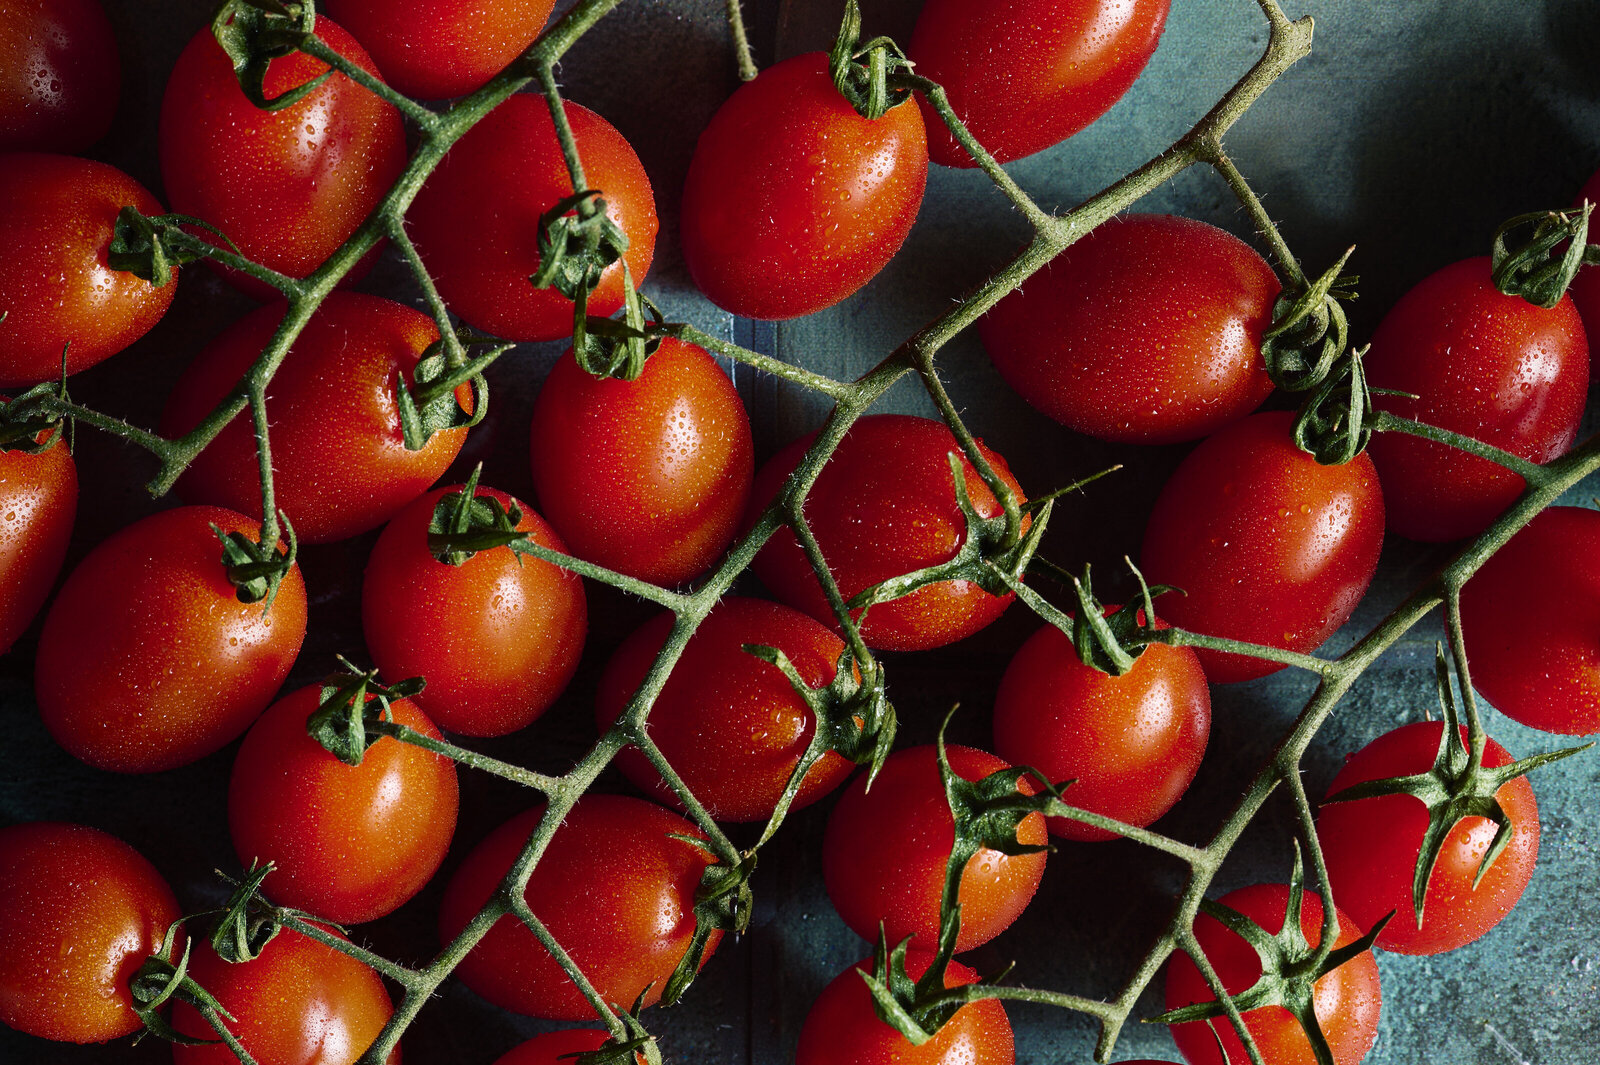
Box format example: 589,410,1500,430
0,424,76,655
1571,167,1600,375
321,0,555,99
0,0,118,152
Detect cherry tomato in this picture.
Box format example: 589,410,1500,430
158,14,405,297
0,153,176,386
35,505,307,773
0,0,118,152
321,0,555,99
992,617,1210,841
679,51,928,320
1316,721,1540,955
1569,166,1600,376
437,794,721,1020
408,94,657,342
748,413,1026,652
822,744,1046,953
1164,883,1381,1065
908,0,1170,168
0,823,179,1044
596,597,856,823
1364,256,1588,542
493,1029,643,1065
795,952,1014,1065
1139,412,1385,683
161,292,471,544
362,483,588,737
978,214,1279,444
529,338,753,586
0,422,76,655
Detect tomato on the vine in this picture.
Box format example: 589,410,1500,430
320,0,555,99
493,1029,644,1065
0,423,76,656
0,0,118,152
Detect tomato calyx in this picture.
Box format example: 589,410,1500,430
108,207,235,289
572,1008,663,1065
213,517,298,607
0,381,68,455
425,465,540,565
305,656,427,765
1261,248,1358,393
1490,204,1600,308
1015,558,1176,678
396,336,497,451
661,851,755,1008
1290,343,1379,466
211,0,329,111
209,861,299,964
128,920,232,1047
828,0,915,121
856,929,1010,1046
575,278,664,381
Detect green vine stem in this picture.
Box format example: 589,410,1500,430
724,0,758,81
1372,410,1553,486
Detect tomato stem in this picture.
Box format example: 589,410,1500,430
724,0,758,82
1371,410,1553,486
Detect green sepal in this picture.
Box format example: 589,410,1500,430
1490,204,1600,308
572,264,664,381
0,381,67,455
211,0,329,112
395,338,496,452
426,464,538,566
1291,344,1375,466
530,189,629,300
108,208,236,287
855,924,1015,1047
659,848,754,1008
828,0,914,120
129,920,231,1047
1261,249,1358,393
209,860,286,963
567,1007,661,1065
304,656,427,766
741,644,897,791
212,515,297,609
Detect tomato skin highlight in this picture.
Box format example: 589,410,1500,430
680,51,928,320
1139,411,1385,683
0,0,118,153
978,214,1279,444
0,426,76,655
320,0,555,99
529,338,754,586
0,823,181,1044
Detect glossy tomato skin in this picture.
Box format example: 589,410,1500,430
909,0,1169,168
749,414,1026,652
362,484,587,737
992,619,1210,841
494,1029,643,1065
1365,256,1588,542
161,293,470,544
229,687,459,924
0,153,176,386
321,0,554,98
0,0,118,152
1140,412,1385,683
437,795,721,1020
823,745,1046,953
795,953,1014,1065
529,338,753,586
409,95,656,342
35,505,307,773
596,598,855,822
0,823,180,1044
158,15,405,297
1571,168,1600,375
1317,722,1539,955
1164,883,1381,1065
679,52,928,320
0,427,76,655
978,214,1279,444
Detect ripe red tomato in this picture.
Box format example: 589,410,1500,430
822,744,1046,953
0,822,180,1044
493,1029,643,1065
978,214,1279,444
1139,412,1385,684
321,0,555,99
437,795,721,1020
991,618,1210,841
1317,721,1540,955
408,94,657,342
0,153,176,386
595,597,856,822
229,686,459,924
0,0,118,152
0,424,76,655
679,51,928,320
362,483,588,737
1164,883,1381,1065
1364,256,1588,542
158,14,405,297
35,505,307,773
749,413,1026,652
1569,167,1600,376
908,0,1170,168
161,292,471,544
794,952,1014,1065
529,337,753,586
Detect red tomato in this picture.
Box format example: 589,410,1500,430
0,823,179,1044
992,618,1210,841
229,686,459,924
35,505,307,773
596,597,856,822
679,51,928,320
158,14,405,297
171,925,399,1065
978,214,1279,444
1139,412,1385,683
822,744,1046,953
908,0,1170,168
0,153,176,386
0,423,76,655
321,0,555,99
1164,883,1381,1065
749,413,1026,652
529,338,753,586
408,94,657,342
161,292,471,544
362,483,588,737
794,952,1014,1065
1364,256,1588,542
0,0,118,152
437,795,721,1020
493,1029,643,1065
1569,167,1600,376
1317,722,1540,955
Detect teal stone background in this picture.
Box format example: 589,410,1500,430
2,1,1597,1063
